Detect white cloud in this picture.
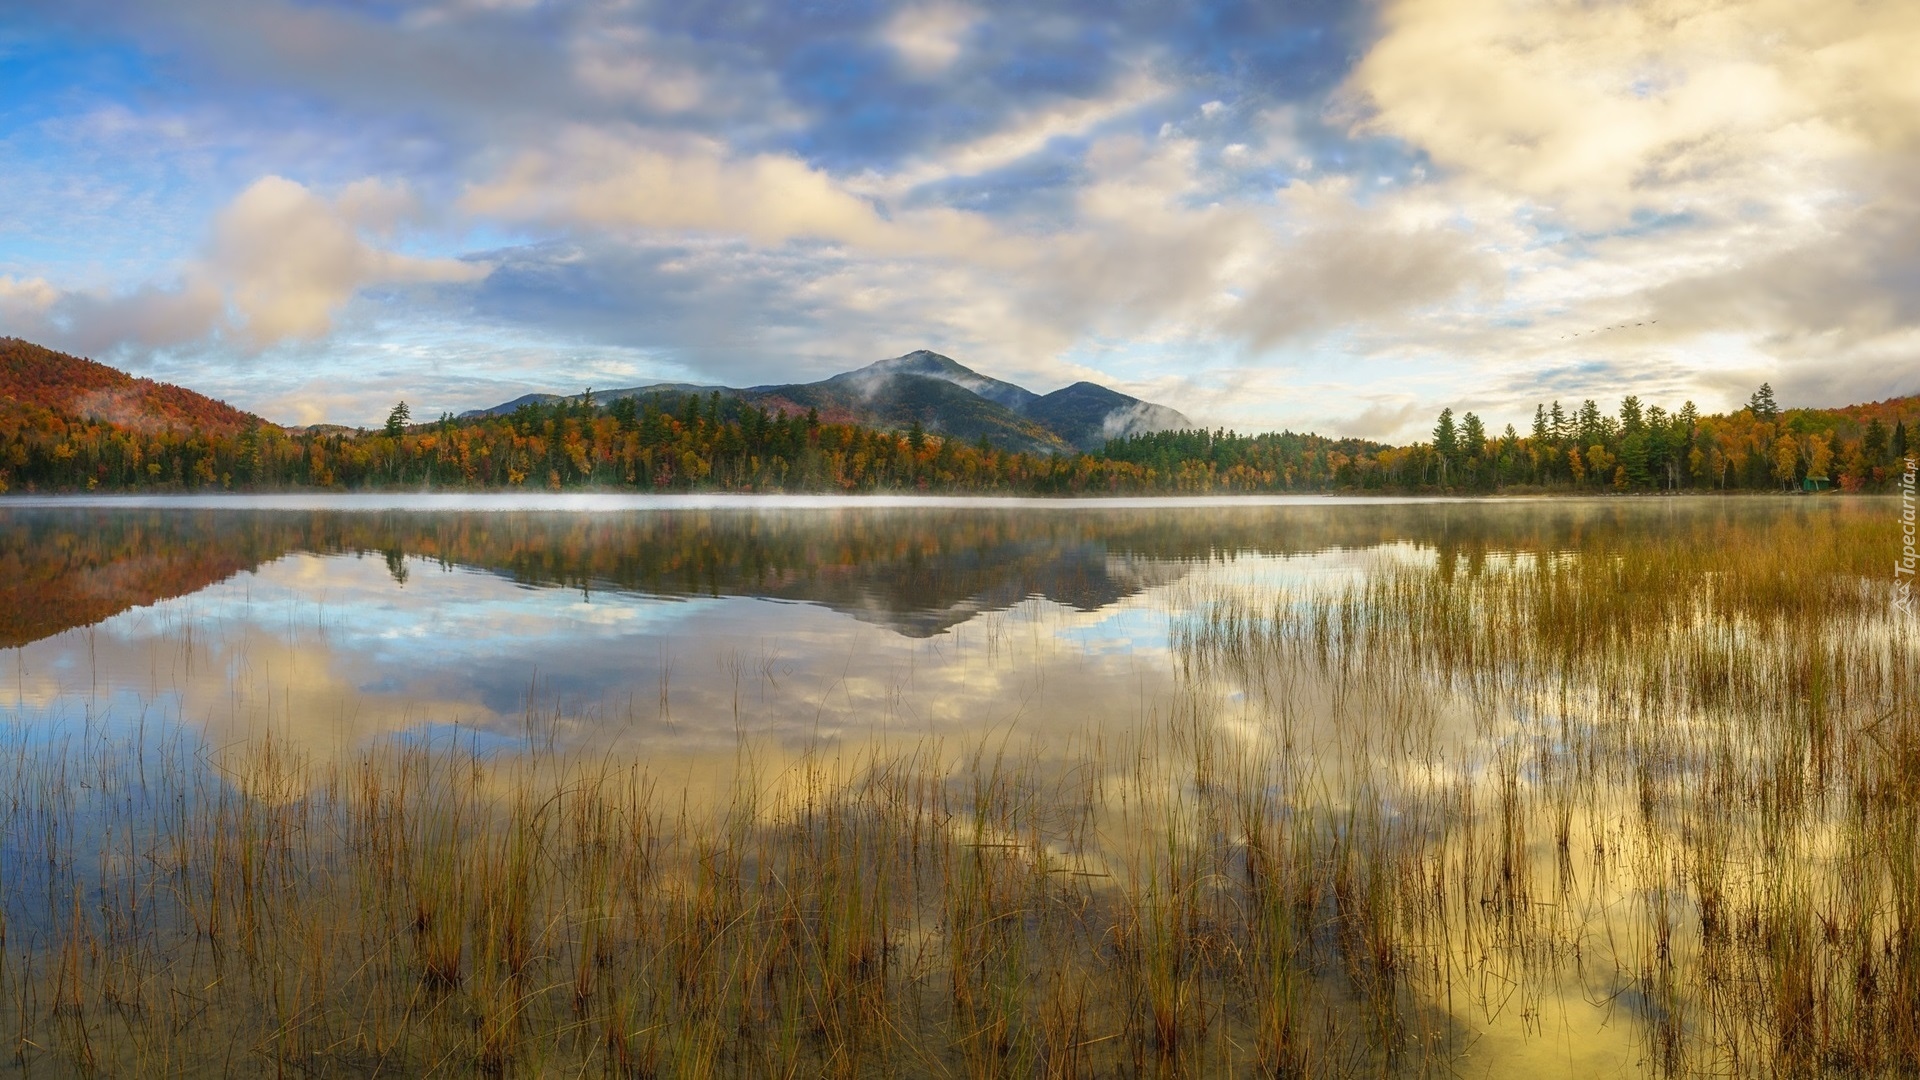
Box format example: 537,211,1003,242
1328,0,1920,416
879,4,980,76
211,175,487,345
0,176,488,356
460,127,1017,261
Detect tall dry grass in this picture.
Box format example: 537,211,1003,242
0,498,1910,1077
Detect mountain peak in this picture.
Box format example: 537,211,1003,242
856,350,974,378
462,349,1190,453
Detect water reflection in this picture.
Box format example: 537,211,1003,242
0,496,1842,763
0,494,1887,1077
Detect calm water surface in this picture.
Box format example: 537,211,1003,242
0,494,1802,766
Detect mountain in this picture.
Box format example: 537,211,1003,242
0,338,264,435
461,350,1191,453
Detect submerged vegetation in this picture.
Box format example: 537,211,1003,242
1,499,1912,1077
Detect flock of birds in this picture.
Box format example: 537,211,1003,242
1560,320,1658,340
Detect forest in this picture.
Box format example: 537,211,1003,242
1,350,1913,496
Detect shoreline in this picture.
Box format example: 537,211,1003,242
0,489,1866,512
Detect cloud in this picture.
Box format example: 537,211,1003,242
1223,185,1501,350
0,176,487,356
460,127,1017,261
1332,0,1920,415
1100,401,1186,439
0,272,224,356
1346,0,1919,218
211,176,487,345
1324,400,1425,442
879,4,979,76
0,276,61,327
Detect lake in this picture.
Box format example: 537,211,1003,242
0,494,1910,1077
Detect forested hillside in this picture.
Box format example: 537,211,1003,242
0,340,1912,495
1,338,260,435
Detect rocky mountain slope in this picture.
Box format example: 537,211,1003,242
462,350,1191,453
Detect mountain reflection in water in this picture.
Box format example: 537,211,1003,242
0,496,1832,762
0,496,1766,646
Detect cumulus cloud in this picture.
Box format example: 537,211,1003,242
1341,0,1920,412
461,128,1023,261
211,175,486,345
1346,0,1919,217
0,176,487,356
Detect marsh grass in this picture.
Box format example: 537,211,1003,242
1,500,1912,1077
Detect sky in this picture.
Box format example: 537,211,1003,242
0,0,1916,437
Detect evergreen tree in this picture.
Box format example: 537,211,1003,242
1461,412,1486,456
1549,400,1568,443
1619,395,1644,435
610,396,638,432
1748,383,1779,423
1864,417,1889,463
1433,408,1458,484
384,401,410,438
1894,419,1909,463
1577,400,1603,448
1498,424,1521,486
1620,431,1651,488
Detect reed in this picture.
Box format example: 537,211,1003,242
0,500,1910,1076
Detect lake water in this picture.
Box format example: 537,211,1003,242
0,492,1865,812
0,493,1903,1077
1,493,1709,765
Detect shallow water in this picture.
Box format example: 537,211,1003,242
0,493,1903,1077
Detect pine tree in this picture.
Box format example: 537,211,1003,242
1748,383,1779,423
1894,419,1909,463
1864,417,1889,463
384,401,410,438
1577,400,1603,448
1432,408,1458,486
1619,395,1644,434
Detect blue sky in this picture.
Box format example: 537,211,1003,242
2,0,1917,435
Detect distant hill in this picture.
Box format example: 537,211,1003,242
0,338,264,435
461,350,1191,454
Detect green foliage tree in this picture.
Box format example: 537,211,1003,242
1864,417,1889,463
1619,395,1644,435
1748,383,1779,423
610,396,638,432
385,401,411,438
1432,408,1458,485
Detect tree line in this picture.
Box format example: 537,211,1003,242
1,379,1912,496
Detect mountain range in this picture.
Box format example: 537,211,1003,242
462,350,1191,454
